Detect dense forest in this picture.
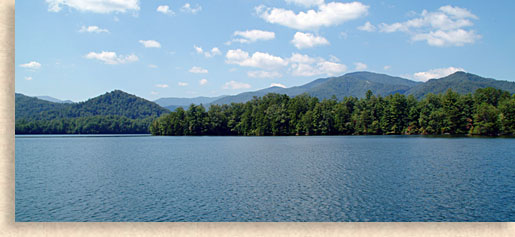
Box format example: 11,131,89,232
15,90,169,134
150,88,515,136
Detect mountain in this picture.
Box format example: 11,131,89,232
15,93,70,119
305,71,420,99
406,71,515,98
211,72,421,105
154,95,226,108
36,95,74,104
16,90,170,120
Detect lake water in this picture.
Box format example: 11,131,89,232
15,135,515,222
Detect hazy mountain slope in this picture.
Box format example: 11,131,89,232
212,72,420,104
36,96,74,104
307,72,421,100
154,95,226,107
406,71,515,98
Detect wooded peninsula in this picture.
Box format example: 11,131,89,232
150,88,515,136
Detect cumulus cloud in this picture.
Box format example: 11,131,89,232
148,64,158,68
194,46,222,58
256,1,369,30
289,53,346,76
151,91,159,95
226,49,288,70
46,0,139,13
189,66,208,74
25,76,33,81
270,83,287,88
223,81,251,90
291,32,329,49
354,62,367,71
20,61,42,69
285,0,324,8
181,3,201,14
384,65,391,70
178,82,189,86
79,25,109,33
139,40,161,48
155,84,168,88
231,30,275,44
412,67,465,81
357,21,376,32
199,79,208,86
156,5,174,15
247,71,282,79
85,51,138,64
378,5,480,46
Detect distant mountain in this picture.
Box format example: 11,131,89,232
36,95,74,104
154,95,226,107
305,71,420,100
211,72,421,105
16,90,170,120
406,71,515,98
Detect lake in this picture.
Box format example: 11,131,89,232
15,135,515,222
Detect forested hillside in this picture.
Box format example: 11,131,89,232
151,88,515,136
15,90,170,134
406,72,515,98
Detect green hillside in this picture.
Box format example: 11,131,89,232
406,71,515,98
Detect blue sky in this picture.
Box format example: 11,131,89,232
15,0,515,101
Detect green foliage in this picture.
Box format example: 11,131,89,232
152,88,514,136
15,90,169,134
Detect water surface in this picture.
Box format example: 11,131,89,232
15,135,515,221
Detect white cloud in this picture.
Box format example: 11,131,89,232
156,5,174,15
384,65,391,70
411,29,480,47
289,53,346,77
20,61,42,69
151,91,159,95
247,71,282,79
354,62,367,71
378,5,480,47
291,32,329,49
232,30,275,44
412,67,465,81
256,2,369,30
223,81,251,90
270,83,287,88
181,3,201,14
194,45,203,54
139,40,161,48
199,79,208,86
155,84,169,88
225,49,288,70
285,0,324,8
79,25,109,33
178,82,189,86
189,66,208,74
24,76,33,81
357,21,376,32
148,64,158,68
85,51,138,64
46,0,139,13
194,46,222,58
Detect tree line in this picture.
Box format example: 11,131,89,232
16,115,153,134
150,88,515,136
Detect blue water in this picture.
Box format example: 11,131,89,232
15,135,515,222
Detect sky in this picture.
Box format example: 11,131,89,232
15,0,515,102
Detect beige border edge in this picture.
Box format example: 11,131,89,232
1,1,514,236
